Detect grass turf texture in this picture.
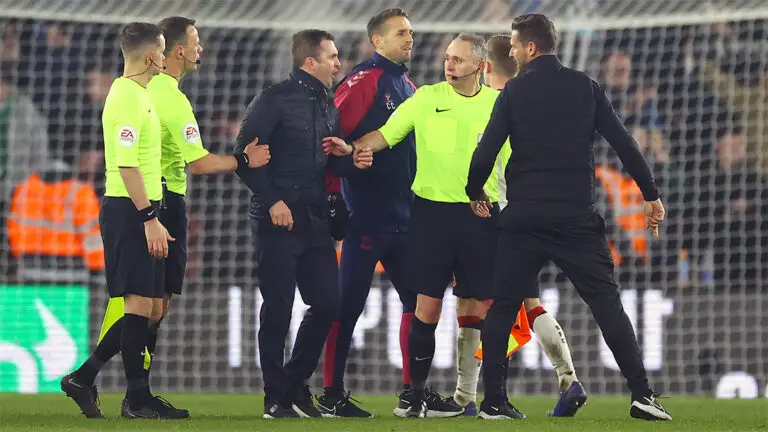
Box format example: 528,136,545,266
0,393,766,431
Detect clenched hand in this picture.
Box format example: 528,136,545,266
353,147,373,169
270,200,294,231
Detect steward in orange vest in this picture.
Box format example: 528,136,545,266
7,160,104,283
595,165,649,265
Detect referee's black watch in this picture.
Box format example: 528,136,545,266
234,152,250,170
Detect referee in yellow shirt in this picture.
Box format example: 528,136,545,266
324,33,518,419
61,22,179,419
61,18,268,420
143,16,267,415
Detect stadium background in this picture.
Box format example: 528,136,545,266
0,0,765,400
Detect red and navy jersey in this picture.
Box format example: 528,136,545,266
327,53,417,233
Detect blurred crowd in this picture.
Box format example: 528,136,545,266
0,15,765,293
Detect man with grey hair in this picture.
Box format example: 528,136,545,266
322,33,514,418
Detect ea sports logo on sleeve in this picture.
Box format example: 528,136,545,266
183,122,201,144
117,126,138,147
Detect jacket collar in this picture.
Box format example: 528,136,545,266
370,52,409,74
520,54,562,75
290,67,329,97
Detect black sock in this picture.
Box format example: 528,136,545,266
482,297,521,404
75,317,124,386
122,313,152,409
145,322,160,382
408,317,437,398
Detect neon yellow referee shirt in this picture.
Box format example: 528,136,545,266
379,81,511,203
147,73,209,196
102,77,162,201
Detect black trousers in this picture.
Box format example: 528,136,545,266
250,207,339,404
482,210,650,401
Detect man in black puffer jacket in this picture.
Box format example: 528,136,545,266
233,29,341,419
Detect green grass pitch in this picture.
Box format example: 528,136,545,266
1,393,766,431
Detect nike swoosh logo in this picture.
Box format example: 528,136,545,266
414,356,432,361
435,108,451,113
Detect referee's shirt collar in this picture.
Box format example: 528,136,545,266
520,54,562,75
155,72,180,87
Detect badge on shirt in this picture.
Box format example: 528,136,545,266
118,126,138,147
183,122,201,144
385,93,396,110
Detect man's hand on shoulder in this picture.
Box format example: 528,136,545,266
244,136,270,168
269,200,294,231
322,137,353,156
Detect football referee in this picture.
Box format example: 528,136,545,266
325,33,508,418
465,14,670,421
62,17,268,419
60,22,182,419
62,16,270,419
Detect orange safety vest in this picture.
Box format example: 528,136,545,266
7,174,104,271
594,166,649,265
475,304,532,360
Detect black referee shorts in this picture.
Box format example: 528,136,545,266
160,190,188,296
100,197,165,299
406,196,498,301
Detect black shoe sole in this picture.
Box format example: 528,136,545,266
123,410,190,420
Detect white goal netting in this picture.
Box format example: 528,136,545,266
0,0,766,399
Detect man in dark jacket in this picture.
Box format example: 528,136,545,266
465,14,670,421
233,29,341,419
318,7,465,419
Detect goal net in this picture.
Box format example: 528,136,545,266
0,0,766,400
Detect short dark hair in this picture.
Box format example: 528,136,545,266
119,22,163,58
291,29,335,67
487,34,518,77
367,8,409,42
510,14,557,54
157,16,196,56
